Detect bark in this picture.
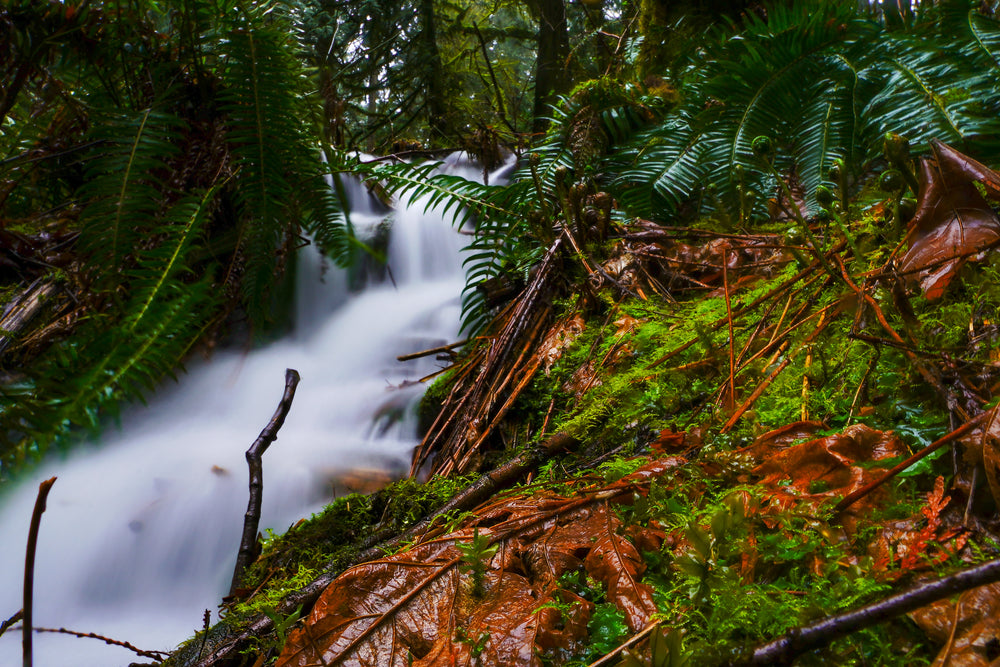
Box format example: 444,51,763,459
529,0,570,133
228,369,301,598
419,0,449,140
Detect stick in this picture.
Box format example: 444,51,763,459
0,610,22,639
32,627,170,661
23,477,55,667
229,369,300,598
833,409,990,513
396,339,467,362
723,248,737,413
720,299,843,434
586,621,660,667
733,557,1000,666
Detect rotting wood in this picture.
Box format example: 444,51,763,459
187,431,578,667
23,476,55,667
732,557,1000,666
0,280,60,357
228,369,301,599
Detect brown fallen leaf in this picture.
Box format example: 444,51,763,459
749,424,908,535
898,140,1000,300
584,502,659,632
277,462,670,667
909,581,1000,667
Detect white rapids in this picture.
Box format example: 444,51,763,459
0,154,506,666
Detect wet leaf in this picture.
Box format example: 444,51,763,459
898,140,1000,300
584,503,659,633
974,409,1000,512
277,466,668,667
910,581,1000,666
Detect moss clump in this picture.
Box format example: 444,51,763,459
227,473,475,621
418,367,457,434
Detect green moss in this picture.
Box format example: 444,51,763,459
227,473,475,621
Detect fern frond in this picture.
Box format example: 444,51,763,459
968,10,1000,69
861,30,1000,156
0,186,218,467
217,2,323,323
77,109,187,274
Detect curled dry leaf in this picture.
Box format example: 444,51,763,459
539,313,586,375
749,424,907,532
898,140,1000,300
277,461,672,667
909,581,1000,667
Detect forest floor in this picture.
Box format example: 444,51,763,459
167,141,1000,667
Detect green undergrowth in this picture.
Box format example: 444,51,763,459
224,473,475,623
533,255,952,457
170,168,999,666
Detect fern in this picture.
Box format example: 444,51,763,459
77,110,188,275
216,2,349,323
0,0,353,478
860,33,1000,155
0,188,218,471
612,0,1000,223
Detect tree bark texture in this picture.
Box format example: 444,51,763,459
530,0,570,132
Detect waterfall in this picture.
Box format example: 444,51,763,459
0,153,503,666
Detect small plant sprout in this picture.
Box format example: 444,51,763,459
457,527,498,599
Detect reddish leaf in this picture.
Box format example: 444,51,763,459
910,581,1000,665
584,502,659,633
277,469,669,667
898,140,1000,300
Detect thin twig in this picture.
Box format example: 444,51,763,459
23,476,55,667
721,300,844,433
229,369,301,597
733,557,1000,665
0,609,22,639
586,621,661,667
396,339,467,362
834,409,991,513
723,248,737,413
31,626,170,661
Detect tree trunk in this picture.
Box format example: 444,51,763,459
530,0,570,133
419,0,449,141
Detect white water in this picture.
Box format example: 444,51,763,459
0,154,500,666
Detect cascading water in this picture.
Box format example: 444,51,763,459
0,154,505,666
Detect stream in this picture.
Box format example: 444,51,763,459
0,154,502,666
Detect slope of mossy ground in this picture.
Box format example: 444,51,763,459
172,146,1000,666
